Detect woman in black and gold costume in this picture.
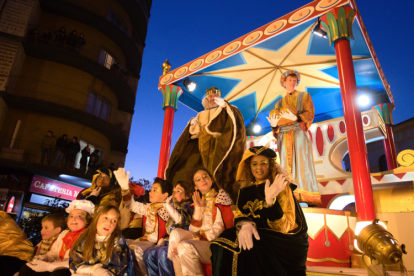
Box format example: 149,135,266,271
210,146,309,276
77,168,122,213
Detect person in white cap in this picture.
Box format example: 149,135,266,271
19,200,94,276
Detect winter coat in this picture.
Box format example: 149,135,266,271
56,136,68,152
67,142,80,155
80,148,91,166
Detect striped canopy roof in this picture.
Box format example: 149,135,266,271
158,0,392,136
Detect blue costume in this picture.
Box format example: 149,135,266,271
143,202,193,276
70,235,135,276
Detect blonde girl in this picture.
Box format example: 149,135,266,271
69,205,134,276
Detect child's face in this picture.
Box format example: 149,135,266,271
193,170,213,195
96,209,118,236
41,220,61,240
283,75,298,92
173,184,189,203
149,183,168,203
67,210,87,232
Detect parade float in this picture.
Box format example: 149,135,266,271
155,0,413,274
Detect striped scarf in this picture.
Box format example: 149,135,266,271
36,234,59,256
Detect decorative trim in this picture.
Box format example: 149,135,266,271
320,6,356,47
307,257,350,264
191,218,202,227
205,106,225,137
158,0,350,88
302,207,356,217
327,123,336,143
206,104,238,180
315,126,325,157
160,85,183,111
362,115,371,127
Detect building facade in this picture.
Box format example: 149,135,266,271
0,0,151,217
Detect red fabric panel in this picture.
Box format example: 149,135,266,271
307,227,353,267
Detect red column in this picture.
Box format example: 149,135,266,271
157,107,175,178
157,84,183,179
334,39,376,221
383,125,398,170
372,104,397,170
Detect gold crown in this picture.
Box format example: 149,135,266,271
206,86,221,97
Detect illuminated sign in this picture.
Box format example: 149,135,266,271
30,175,84,201
6,196,15,212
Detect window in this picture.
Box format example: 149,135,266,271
30,194,70,206
75,139,104,171
98,48,115,69
86,92,111,121
379,154,388,172
107,9,129,34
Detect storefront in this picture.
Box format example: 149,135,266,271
20,175,85,220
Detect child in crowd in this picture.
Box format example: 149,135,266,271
120,182,146,240
144,180,194,276
69,205,134,276
114,168,172,276
19,200,94,276
170,167,234,276
35,213,67,257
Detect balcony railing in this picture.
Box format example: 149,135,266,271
5,75,87,113
3,75,130,152
60,0,143,47
0,138,110,174
26,26,137,92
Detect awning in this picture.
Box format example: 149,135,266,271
158,0,392,136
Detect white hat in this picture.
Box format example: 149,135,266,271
65,199,95,215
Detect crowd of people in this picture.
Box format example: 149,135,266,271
1,71,314,275
29,27,86,53
0,148,306,276
40,131,102,173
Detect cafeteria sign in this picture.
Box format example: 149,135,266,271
30,175,84,200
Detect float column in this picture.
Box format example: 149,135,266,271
157,84,183,178
372,103,398,170
321,7,376,221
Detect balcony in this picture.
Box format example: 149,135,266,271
0,138,113,181
3,76,129,153
39,0,144,78
23,26,136,113
116,0,150,42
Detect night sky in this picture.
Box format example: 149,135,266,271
125,0,414,182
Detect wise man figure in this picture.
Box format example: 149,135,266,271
165,87,245,201
267,70,321,205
